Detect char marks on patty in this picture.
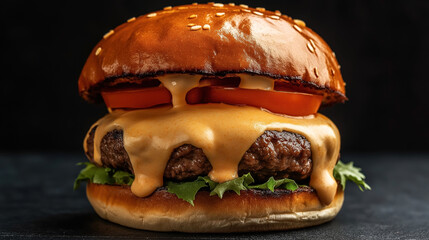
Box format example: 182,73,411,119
240,130,312,182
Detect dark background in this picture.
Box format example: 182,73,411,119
1,0,428,153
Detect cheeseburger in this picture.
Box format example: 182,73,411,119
75,3,370,232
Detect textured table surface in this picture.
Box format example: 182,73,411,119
0,153,428,239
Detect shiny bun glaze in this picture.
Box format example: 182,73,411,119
78,3,346,105
87,183,344,232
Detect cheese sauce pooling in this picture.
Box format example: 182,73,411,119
87,74,340,205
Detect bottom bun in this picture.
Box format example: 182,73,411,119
86,182,344,232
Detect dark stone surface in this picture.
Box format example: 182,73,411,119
0,153,428,239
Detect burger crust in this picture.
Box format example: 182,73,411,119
86,182,344,232
78,4,345,105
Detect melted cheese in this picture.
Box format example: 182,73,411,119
238,74,274,90
159,74,200,107
86,74,340,205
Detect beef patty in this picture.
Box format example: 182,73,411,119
85,127,312,182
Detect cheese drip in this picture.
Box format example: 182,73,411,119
158,74,200,107
87,74,341,205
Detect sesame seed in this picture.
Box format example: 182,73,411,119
213,3,224,7
256,7,265,12
293,19,306,27
190,25,202,31
239,4,249,8
192,2,198,5
163,6,172,10
274,10,281,16
203,24,211,30
127,17,136,22
229,3,235,6
332,52,336,57
253,11,263,16
188,14,197,19
269,15,280,20
147,13,157,18
233,9,240,12
178,6,188,10
216,12,225,17
331,69,335,76
103,30,114,39
187,23,196,27
309,39,316,49
293,25,302,33
338,64,341,69
307,42,315,53
241,8,251,13
95,47,102,56
314,67,319,78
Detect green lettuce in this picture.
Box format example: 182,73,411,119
205,173,254,198
166,179,207,206
247,176,299,192
73,162,134,190
166,173,300,205
334,161,371,191
73,162,301,205
74,160,370,205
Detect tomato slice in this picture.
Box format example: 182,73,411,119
187,87,323,116
101,87,171,109
102,86,322,116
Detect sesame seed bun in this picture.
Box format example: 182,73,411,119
78,3,345,105
86,183,344,232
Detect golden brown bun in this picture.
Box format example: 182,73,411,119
86,183,344,232
78,3,345,105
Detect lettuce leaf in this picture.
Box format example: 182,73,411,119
74,160,370,206
166,173,299,204
248,176,298,191
209,173,255,198
166,179,207,206
74,163,301,204
333,161,371,191
73,162,134,190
